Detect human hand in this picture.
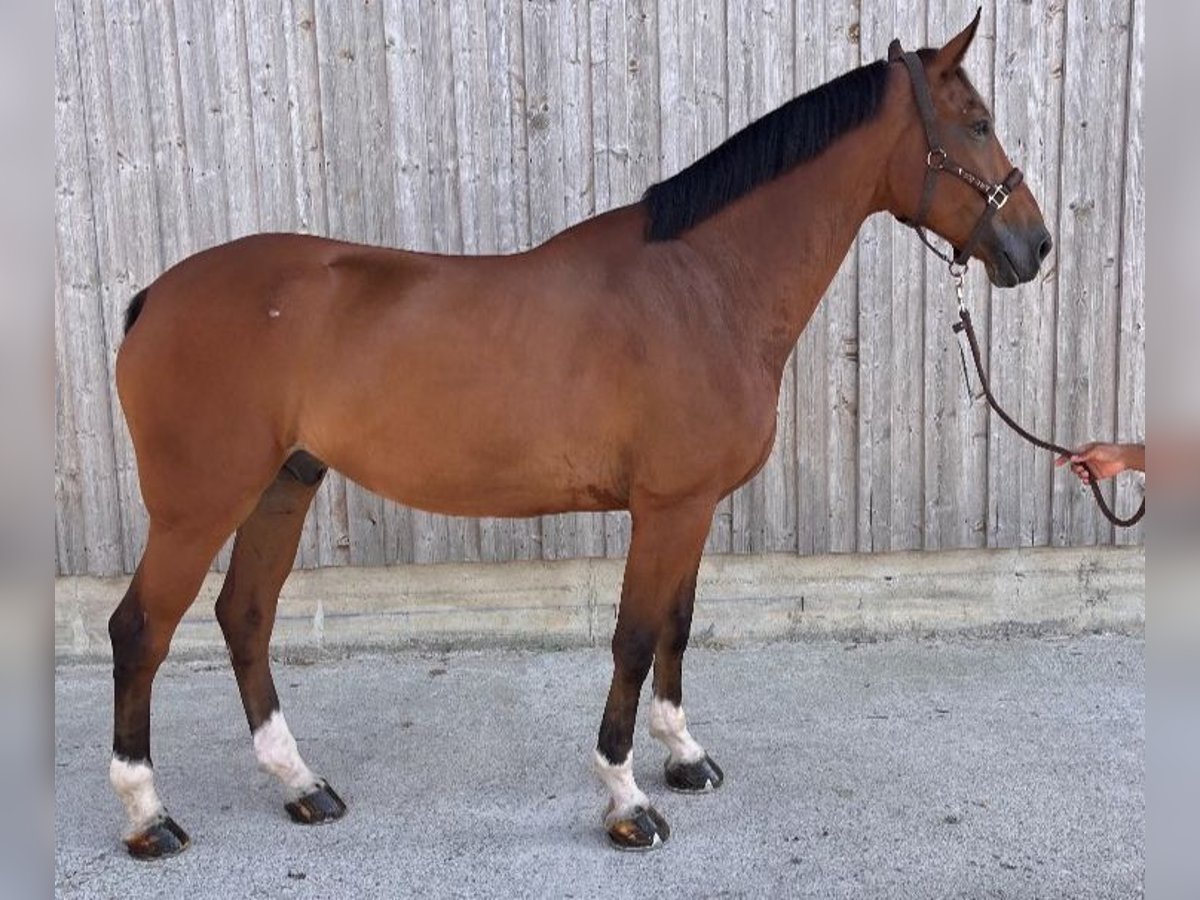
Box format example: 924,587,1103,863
1055,442,1140,484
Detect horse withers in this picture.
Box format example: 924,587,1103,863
108,11,1049,857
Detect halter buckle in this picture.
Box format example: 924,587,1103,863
987,183,1010,210
926,148,948,170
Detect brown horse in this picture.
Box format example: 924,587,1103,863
108,12,1050,857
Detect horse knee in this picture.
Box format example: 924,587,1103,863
611,623,657,684
109,595,152,673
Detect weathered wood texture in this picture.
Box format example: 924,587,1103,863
55,0,1144,576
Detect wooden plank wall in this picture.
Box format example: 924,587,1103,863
54,0,1145,576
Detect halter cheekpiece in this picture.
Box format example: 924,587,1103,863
889,42,1023,274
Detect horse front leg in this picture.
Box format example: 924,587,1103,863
648,569,724,793
594,498,714,850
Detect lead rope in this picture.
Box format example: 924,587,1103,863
947,269,1145,528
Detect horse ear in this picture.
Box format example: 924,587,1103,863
887,39,903,62
934,7,981,74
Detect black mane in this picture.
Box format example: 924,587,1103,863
643,60,890,241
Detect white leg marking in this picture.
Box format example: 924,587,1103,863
593,750,651,825
647,697,706,765
253,711,320,797
109,757,164,833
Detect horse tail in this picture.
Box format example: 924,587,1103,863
124,287,149,336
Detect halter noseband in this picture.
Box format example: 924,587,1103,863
891,43,1023,273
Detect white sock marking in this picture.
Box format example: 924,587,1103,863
253,710,320,796
647,697,707,765
593,750,651,824
109,757,164,833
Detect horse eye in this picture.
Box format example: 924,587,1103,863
971,119,991,139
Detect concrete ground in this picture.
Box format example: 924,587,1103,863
55,635,1143,899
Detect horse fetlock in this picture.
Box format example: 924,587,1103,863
593,750,652,822
647,697,706,764
109,756,165,833
252,710,321,796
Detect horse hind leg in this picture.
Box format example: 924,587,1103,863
109,521,235,859
214,452,346,825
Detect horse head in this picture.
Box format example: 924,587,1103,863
884,10,1053,287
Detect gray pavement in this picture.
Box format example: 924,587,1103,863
55,635,1143,898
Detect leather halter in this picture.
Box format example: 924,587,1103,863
889,41,1144,529
891,44,1023,273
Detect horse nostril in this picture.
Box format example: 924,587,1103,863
1036,232,1053,262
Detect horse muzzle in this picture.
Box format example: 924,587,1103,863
979,222,1053,287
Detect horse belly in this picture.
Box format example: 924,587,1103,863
306,379,628,518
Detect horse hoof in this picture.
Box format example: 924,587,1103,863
124,815,190,859
285,780,347,825
605,806,670,851
665,753,724,793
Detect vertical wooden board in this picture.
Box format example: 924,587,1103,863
1114,0,1143,546
876,3,926,553
451,0,500,255
213,0,260,238
55,0,116,575
522,0,567,244
75,0,170,572
421,0,465,253
622,0,660,190
824,1,863,556
488,0,532,255
726,0,797,554
793,0,861,555
988,0,1065,549
173,1,231,247
142,0,196,269
791,0,832,557
287,1,331,238
852,0,900,553
53,336,84,576
922,0,995,551
1052,0,1130,546
588,0,624,216
244,0,299,234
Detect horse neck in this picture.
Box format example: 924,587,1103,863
684,116,899,377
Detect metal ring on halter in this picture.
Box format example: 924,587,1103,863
926,148,948,170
